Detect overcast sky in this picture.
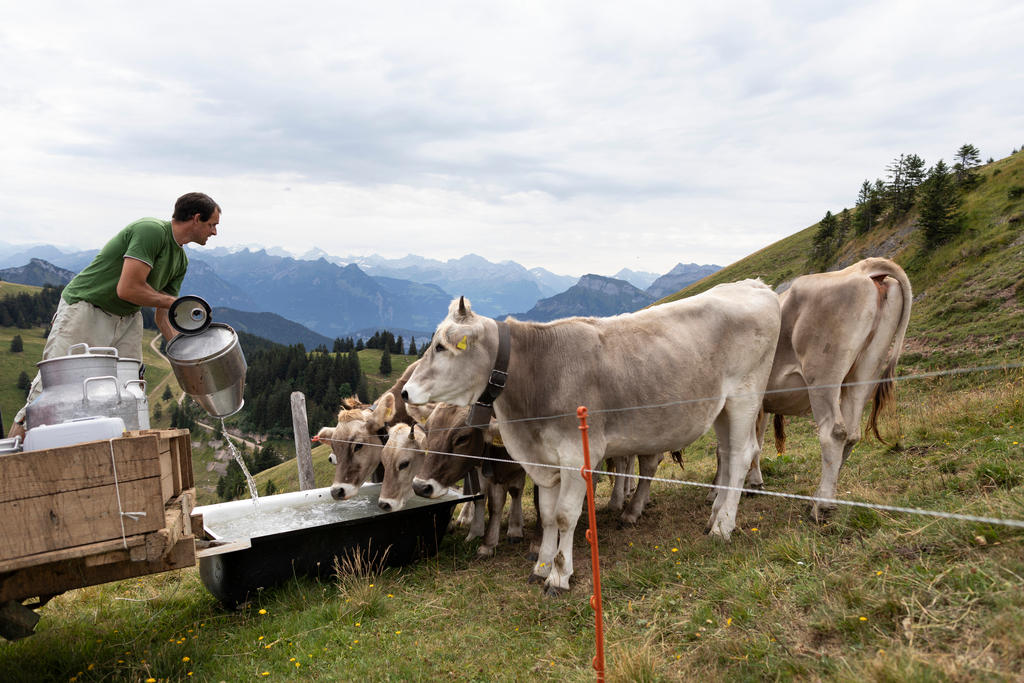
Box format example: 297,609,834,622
1,1,1022,277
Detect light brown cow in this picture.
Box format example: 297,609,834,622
714,258,912,520
402,281,781,595
317,360,421,500
406,403,530,556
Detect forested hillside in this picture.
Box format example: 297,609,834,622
665,145,1024,372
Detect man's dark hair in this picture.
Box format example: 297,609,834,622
173,192,221,222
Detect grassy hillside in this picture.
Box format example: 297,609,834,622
0,325,172,435
0,281,41,297
663,149,1024,373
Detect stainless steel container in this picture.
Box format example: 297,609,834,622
0,436,22,455
25,345,139,429
117,357,150,430
165,323,247,418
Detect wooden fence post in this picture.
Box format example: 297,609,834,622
291,392,316,491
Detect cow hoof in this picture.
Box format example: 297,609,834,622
543,584,569,598
507,535,524,544
810,505,836,524
743,483,764,497
527,573,546,585
526,551,539,562
476,545,496,558
617,516,639,529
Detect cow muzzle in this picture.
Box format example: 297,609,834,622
377,496,405,512
330,483,358,500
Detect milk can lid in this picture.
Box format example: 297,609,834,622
166,324,236,362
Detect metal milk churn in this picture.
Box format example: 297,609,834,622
164,296,247,418
25,344,142,430
117,357,151,430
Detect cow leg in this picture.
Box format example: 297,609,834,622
528,484,560,584
606,456,629,512
543,470,587,596
707,400,761,541
455,500,474,527
706,444,727,504
745,410,769,490
478,478,508,557
527,483,541,561
506,471,526,543
620,452,663,526
807,386,848,522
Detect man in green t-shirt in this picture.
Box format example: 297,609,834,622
9,192,221,438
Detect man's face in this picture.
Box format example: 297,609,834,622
192,208,220,245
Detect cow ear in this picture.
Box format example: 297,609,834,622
412,424,427,446
484,420,503,447
406,401,433,424
370,392,395,429
316,426,335,441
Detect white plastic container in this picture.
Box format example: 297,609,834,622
22,416,126,452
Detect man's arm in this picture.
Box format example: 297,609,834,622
155,307,178,343
117,257,179,342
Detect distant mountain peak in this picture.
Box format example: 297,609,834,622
0,258,76,287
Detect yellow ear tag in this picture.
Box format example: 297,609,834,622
456,336,468,351
491,434,504,448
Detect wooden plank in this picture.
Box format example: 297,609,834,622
178,432,194,489
292,392,316,490
126,429,193,493
0,477,164,562
0,436,161,504
0,489,194,573
0,537,196,604
0,536,146,574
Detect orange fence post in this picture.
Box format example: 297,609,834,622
578,406,606,682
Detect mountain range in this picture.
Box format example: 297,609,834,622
0,241,720,342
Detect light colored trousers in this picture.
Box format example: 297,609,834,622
15,298,143,425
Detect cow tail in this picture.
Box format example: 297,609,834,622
670,449,684,467
773,414,786,455
866,260,913,446
869,369,895,445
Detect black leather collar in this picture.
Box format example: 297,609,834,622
466,320,510,429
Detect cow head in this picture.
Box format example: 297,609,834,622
377,423,426,511
319,393,395,500
402,297,496,406
412,404,485,499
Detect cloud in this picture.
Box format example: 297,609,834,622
1,1,1023,276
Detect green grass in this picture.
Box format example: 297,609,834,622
0,326,48,432
0,281,42,297
358,348,418,398
2,372,1022,680
0,326,173,435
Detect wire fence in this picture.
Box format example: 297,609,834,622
315,361,1024,529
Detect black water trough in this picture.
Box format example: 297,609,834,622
192,483,477,608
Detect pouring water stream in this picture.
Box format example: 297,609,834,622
221,418,259,505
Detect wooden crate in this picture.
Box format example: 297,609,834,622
125,429,193,500
0,429,195,567
0,490,197,605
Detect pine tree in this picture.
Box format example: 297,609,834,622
17,370,31,395
811,210,839,267
379,346,392,376
10,335,23,352
162,385,173,401
920,159,963,249
408,337,417,355
953,143,982,187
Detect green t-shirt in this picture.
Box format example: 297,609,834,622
62,218,188,316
